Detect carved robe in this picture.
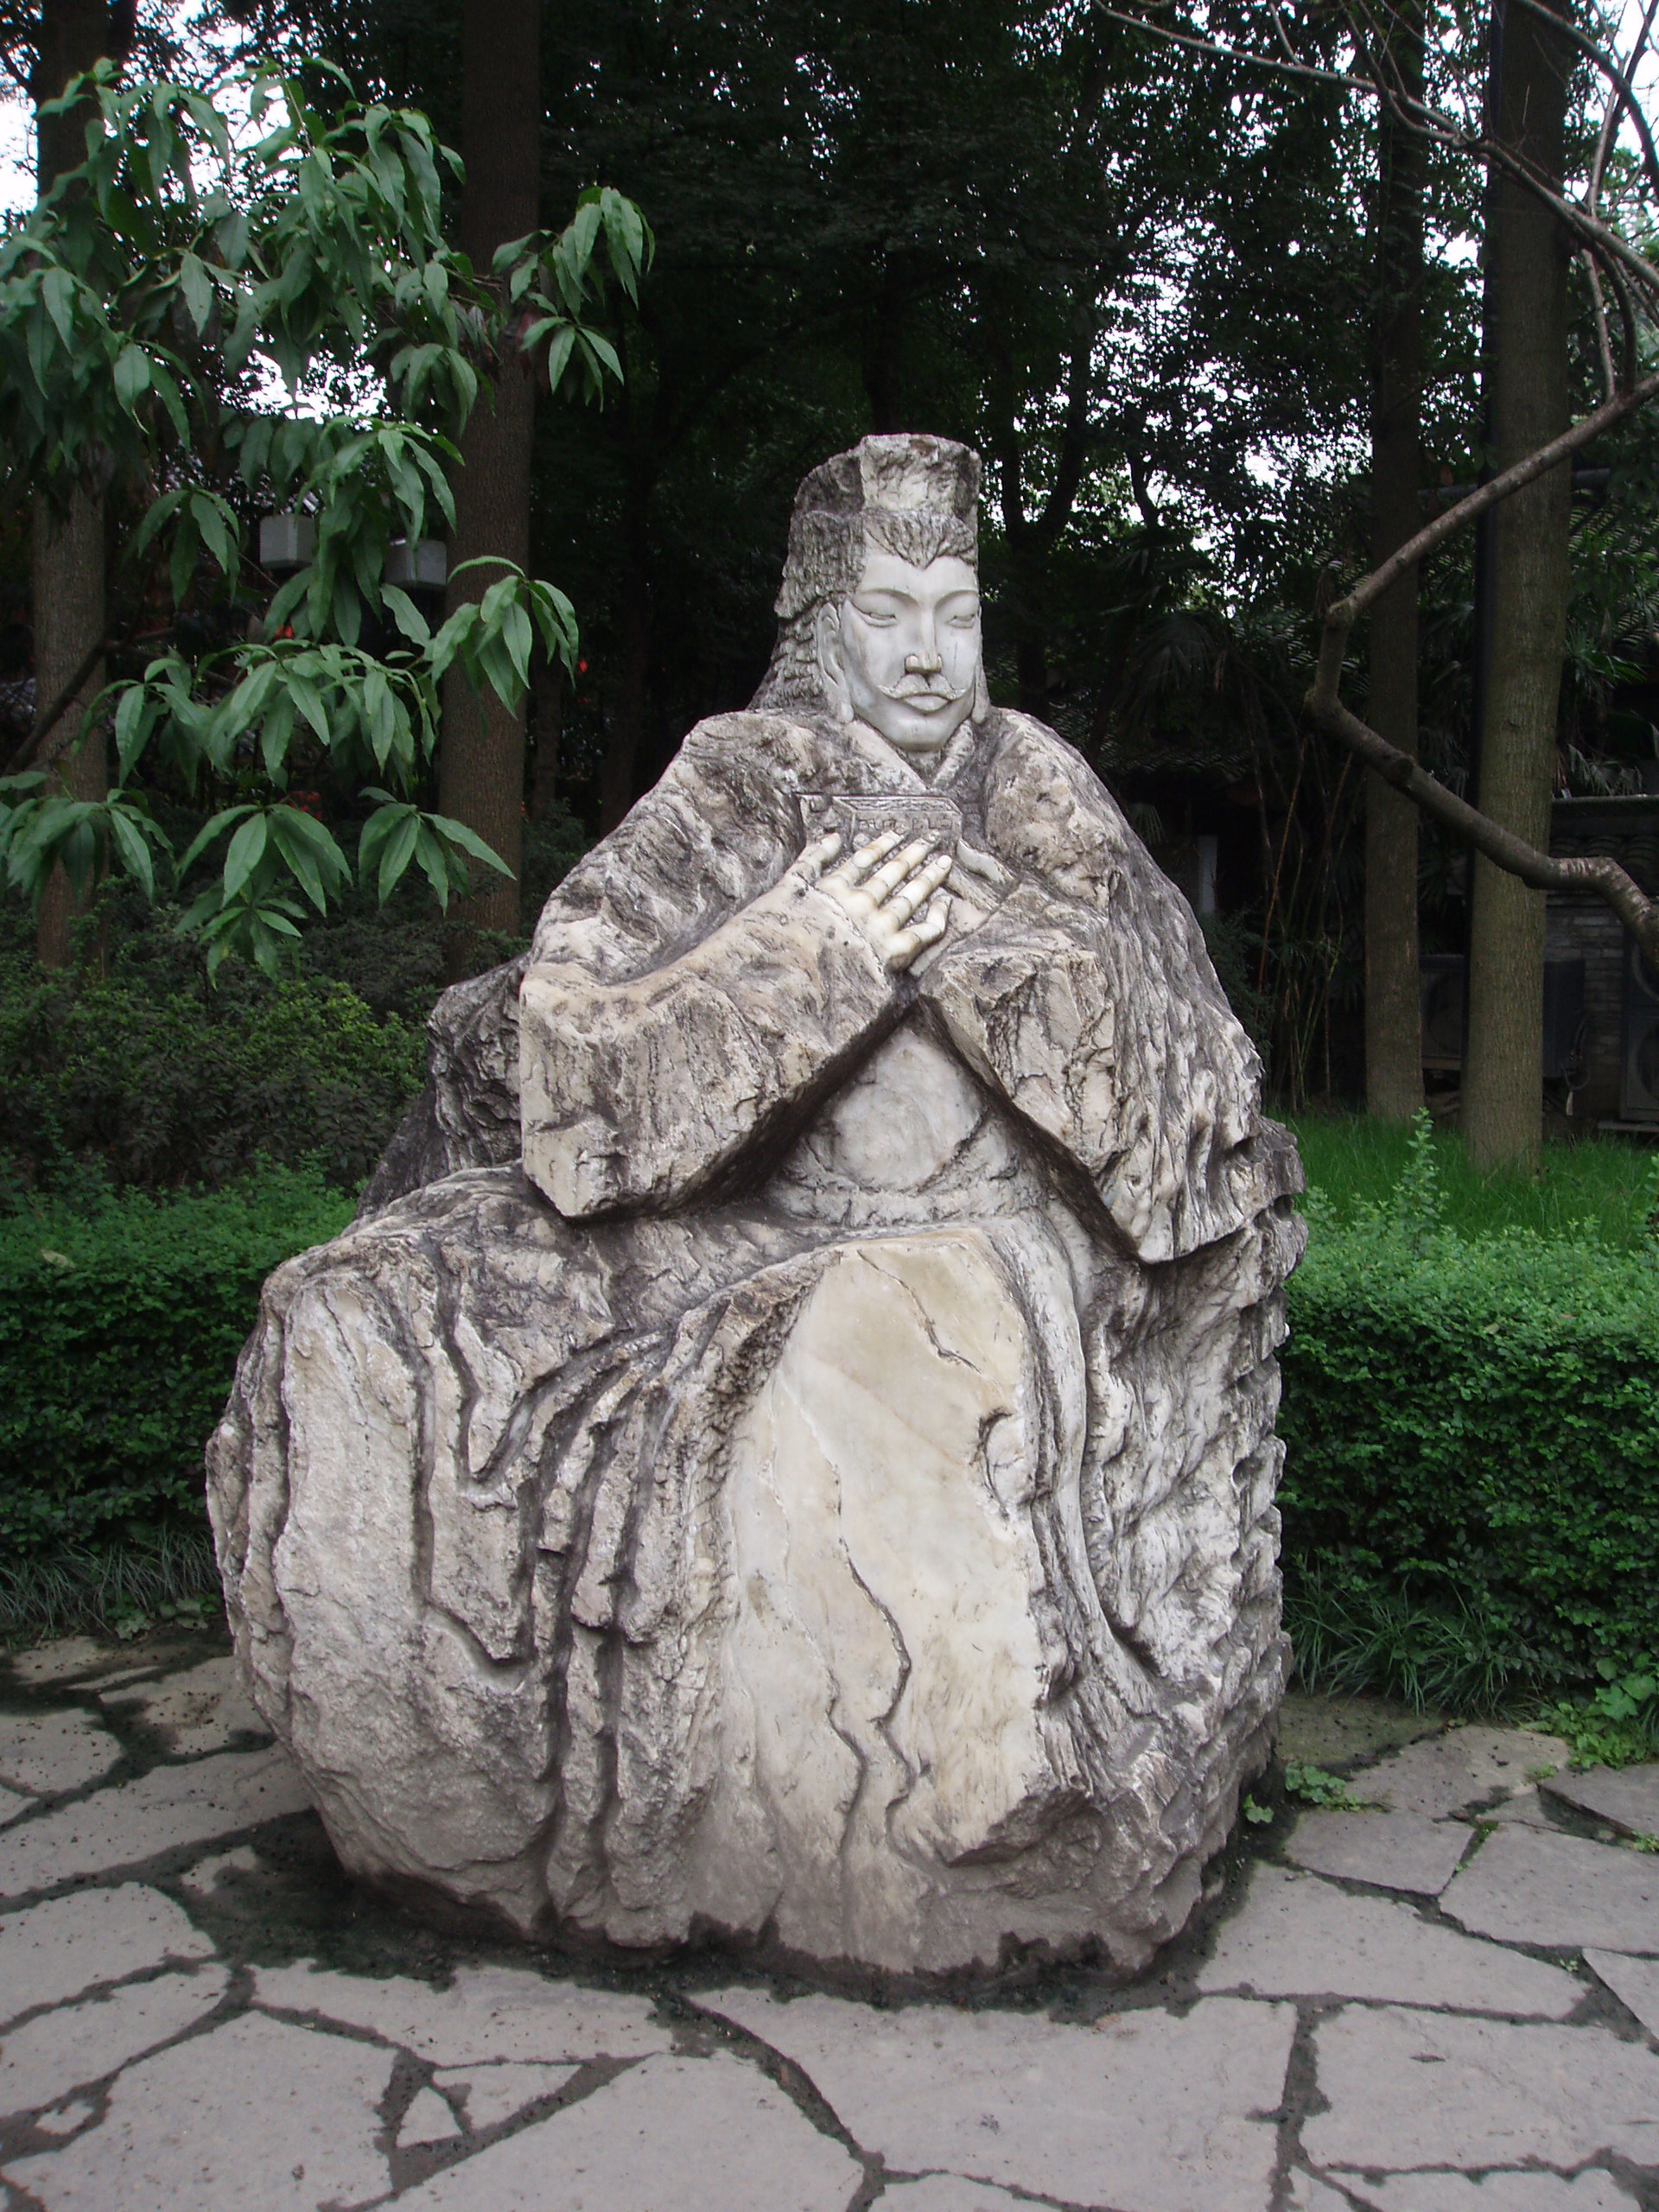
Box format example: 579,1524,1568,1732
208,704,1303,1974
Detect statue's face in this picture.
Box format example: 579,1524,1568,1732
817,550,982,757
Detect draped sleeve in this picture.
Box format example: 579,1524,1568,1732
919,713,1301,1262
518,713,897,1218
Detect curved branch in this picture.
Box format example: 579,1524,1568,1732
1331,368,1659,629
1305,684,1659,962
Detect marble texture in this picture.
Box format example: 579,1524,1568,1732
208,435,1304,1976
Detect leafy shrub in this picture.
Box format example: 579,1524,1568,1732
0,902,426,1197
1279,1120,1659,1700
0,1168,352,1557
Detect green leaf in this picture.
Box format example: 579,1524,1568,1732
381,584,430,646
269,806,330,912
105,804,156,900
176,804,254,880
113,685,150,777
377,808,420,902
113,343,151,408
190,492,235,580
221,811,269,899
179,250,213,333
41,265,74,344
429,810,513,876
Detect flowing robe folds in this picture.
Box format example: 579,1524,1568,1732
208,705,1304,1975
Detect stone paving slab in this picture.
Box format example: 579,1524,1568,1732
0,1745,310,1897
1351,1727,1570,1821
3,2008,396,2211
1487,1785,1554,1828
0,1784,27,1827
0,1966,229,2118
698,1986,1296,2211
252,1961,671,2064
0,1883,214,2019
1440,1824,1659,1955
0,1710,123,1796
1583,1946,1659,2037
1303,2005,1659,2173
1196,1864,1581,2015
1283,1808,1471,1895
2,1636,1655,2212
1293,2173,1637,2209
394,2052,863,2211
1541,1761,1659,1840
98,1656,270,1757
429,2059,579,2133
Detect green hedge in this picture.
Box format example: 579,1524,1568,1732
1279,1197,1659,1684
0,1171,352,1555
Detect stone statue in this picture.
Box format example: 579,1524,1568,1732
208,435,1305,1978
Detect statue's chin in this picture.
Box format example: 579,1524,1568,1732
852,700,974,760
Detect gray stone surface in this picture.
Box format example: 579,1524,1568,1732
1283,1808,1471,1895
1351,1726,1570,1820
2,1638,111,1687
430,2059,578,2132
0,1709,122,1796
397,2085,463,2146
1196,1864,1581,2015
0,1882,214,2019
1294,2176,1634,2210
395,2052,863,2211
2,2010,394,2210
698,1986,1295,2210
1440,1824,1659,1954
877,2185,1031,2210
3,1642,1651,2212
0,1745,309,1896
1487,1785,1554,1827
1584,1945,1659,2036
1303,2006,1659,2171
252,1961,670,2063
209,434,1305,1977
0,1783,30,1827
99,1656,270,1755
0,1967,229,2116
1541,1760,1659,1839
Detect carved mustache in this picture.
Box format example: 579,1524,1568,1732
877,674,970,704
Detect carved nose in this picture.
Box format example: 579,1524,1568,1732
905,651,944,676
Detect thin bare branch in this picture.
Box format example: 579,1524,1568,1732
1506,0,1659,206
1332,369,1659,629
1582,251,1618,400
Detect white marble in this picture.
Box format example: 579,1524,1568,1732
210,435,1304,1974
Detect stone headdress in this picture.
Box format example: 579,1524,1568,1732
750,433,988,716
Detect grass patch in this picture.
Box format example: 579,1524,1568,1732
1290,1110,1659,1250
0,1526,220,1646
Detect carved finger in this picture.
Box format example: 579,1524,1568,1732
869,837,938,903
886,854,952,927
888,893,950,969
795,831,842,881
838,832,902,887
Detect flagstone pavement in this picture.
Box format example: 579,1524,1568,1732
2,1632,1656,2212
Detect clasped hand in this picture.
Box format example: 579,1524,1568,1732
795,831,953,974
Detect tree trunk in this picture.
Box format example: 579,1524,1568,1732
438,0,539,969
1363,2,1426,1123
1463,0,1571,1169
527,653,563,822
33,0,115,970
597,491,651,833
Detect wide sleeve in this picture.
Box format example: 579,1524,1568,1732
918,715,1301,1262
518,717,897,1218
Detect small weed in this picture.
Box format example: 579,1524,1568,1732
1630,1834,1659,1854
1525,1764,1557,1783
1283,1763,1372,1811
1538,1656,1659,1770
1242,1796,1274,1826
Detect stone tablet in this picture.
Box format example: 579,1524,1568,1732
207,435,1304,1976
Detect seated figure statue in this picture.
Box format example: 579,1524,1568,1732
208,435,1304,1977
